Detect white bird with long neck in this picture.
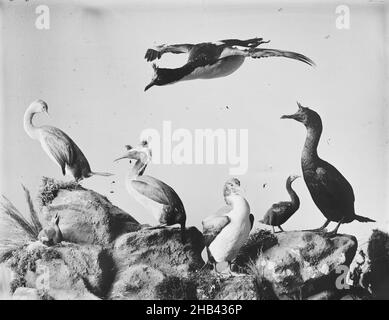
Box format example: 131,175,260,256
24,99,112,182
202,178,253,276
114,141,187,242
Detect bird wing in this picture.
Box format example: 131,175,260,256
42,126,90,176
261,203,288,225
144,43,194,62
41,127,76,175
202,212,231,247
131,176,184,209
309,162,355,210
247,48,315,66
186,43,227,66
219,37,269,48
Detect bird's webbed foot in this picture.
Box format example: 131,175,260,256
326,218,344,237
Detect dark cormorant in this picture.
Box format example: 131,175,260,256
260,175,300,232
281,102,375,234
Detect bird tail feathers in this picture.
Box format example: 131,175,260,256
355,215,375,223
250,48,316,67
91,171,114,177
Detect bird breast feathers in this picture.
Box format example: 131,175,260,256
202,215,231,247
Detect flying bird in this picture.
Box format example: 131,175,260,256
24,100,112,182
281,102,375,234
202,178,253,276
114,141,187,242
144,37,315,91
260,175,300,233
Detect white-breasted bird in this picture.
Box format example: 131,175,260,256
144,37,315,91
202,178,254,275
23,99,112,182
114,141,187,242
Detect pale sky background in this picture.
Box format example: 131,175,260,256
0,0,388,249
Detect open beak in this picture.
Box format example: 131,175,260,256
114,154,129,162
144,81,155,92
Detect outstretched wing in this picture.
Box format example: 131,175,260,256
144,43,194,62
219,37,269,48
248,48,315,66
131,175,184,210
202,208,231,247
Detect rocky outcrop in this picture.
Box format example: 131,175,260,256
110,227,204,300
253,230,357,299
214,275,258,300
38,178,140,246
1,178,367,300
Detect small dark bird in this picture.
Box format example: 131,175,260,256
24,100,113,182
260,175,300,233
114,141,187,242
144,37,315,91
38,213,63,246
281,102,375,234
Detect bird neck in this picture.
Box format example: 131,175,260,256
225,194,249,216
128,159,148,179
23,109,39,139
286,180,300,208
159,64,197,83
302,124,322,164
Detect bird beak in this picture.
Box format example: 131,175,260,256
114,154,128,162
144,81,155,92
114,149,139,162
281,101,304,120
280,113,298,120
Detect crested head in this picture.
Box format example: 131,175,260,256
281,102,322,129
115,139,152,164
28,99,49,114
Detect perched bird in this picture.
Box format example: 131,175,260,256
114,141,187,242
24,100,112,182
260,175,300,233
281,102,375,234
202,178,253,275
144,37,315,91
38,213,63,246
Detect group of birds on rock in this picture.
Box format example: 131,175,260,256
22,37,375,276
